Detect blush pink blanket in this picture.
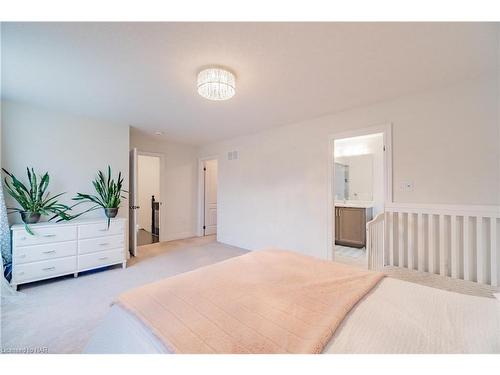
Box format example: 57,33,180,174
116,249,384,353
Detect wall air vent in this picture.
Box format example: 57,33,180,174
227,150,239,161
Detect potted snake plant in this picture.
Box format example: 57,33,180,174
72,166,127,228
2,167,73,235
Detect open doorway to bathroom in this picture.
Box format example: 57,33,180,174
328,125,392,266
137,153,161,246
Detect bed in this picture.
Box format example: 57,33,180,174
84,250,500,354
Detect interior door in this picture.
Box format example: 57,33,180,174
203,159,218,236
129,148,139,256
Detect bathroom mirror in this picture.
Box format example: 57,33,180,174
334,154,373,201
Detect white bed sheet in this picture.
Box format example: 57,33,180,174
84,278,500,354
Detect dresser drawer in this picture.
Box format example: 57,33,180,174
13,256,77,283
14,225,77,246
78,249,124,271
14,241,77,264
78,235,124,255
78,220,125,239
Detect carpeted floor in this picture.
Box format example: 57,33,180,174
1,236,498,354
137,228,159,246
1,235,245,354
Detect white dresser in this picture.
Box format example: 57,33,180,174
11,218,127,290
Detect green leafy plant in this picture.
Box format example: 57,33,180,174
2,167,73,234
72,166,127,226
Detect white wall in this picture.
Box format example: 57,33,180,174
199,76,500,260
137,154,160,231
1,100,129,224
130,128,198,241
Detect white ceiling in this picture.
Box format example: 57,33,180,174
2,22,498,145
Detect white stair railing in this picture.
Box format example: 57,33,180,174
383,203,500,287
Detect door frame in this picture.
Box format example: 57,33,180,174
135,150,166,246
327,123,393,261
197,155,219,237
129,148,138,257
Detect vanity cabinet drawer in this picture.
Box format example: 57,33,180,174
14,241,77,264
78,235,124,255
78,221,125,239
14,225,77,246
78,249,124,271
13,256,77,283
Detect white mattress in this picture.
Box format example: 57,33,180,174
84,278,500,354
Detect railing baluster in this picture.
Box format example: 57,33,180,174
398,213,405,268
384,211,389,266
408,213,414,270
439,214,446,276
490,217,497,287
477,217,485,284
463,215,471,281
451,215,458,279
417,212,424,272
388,212,395,266
367,223,372,269
373,223,380,270
428,214,435,274
379,219,383,270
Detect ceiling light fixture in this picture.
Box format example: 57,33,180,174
154,131,164,136
197,67,235,101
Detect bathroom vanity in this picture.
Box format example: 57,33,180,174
334,201,373,248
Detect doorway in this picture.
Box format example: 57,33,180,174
129,148,165,256
199,158,218,236
328,124,392,264
137,154,161,246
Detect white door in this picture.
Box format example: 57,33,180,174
203,159,218,236
129,148,139,256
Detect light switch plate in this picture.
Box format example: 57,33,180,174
399,181,415,192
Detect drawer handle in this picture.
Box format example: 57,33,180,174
42,234,56,238
99,229,109,232
43,250,56,254
98,256,109,260
99,243,109,246
42,266,56,271
19,254,26,258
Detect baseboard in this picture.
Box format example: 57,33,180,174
215,237,252,251
163,232,196,242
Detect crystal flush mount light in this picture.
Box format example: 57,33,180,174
197,67,236,101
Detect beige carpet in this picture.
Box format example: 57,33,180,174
1,236,498,354
1,236,245,354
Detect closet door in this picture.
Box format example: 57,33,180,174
203,160,218,236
